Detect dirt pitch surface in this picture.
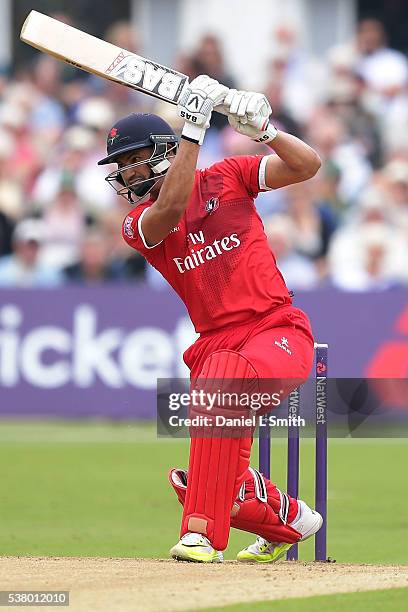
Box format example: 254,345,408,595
1,558,408,611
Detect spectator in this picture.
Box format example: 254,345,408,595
190,34,236,131
324,75,383,168
307,110,372,204
330,222,408,291
28,56,66,150
40,174,86,270
0,128,24,222
106,20,140,54
32,121,115,214
328,186,408,290
355,19,408,98
263,79,302,139
99,210,146,281
265,214,319,290
0,211,13,257
313,161,345,217
74,98,119,212
0,219,62,287
191,34,235,89
383,158,408,234
0,103,40,194
328,19,408,155
64,229,124,283
268,24,328,124
284,181,338,260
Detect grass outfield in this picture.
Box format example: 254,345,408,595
200,587,408,612
0,421,407,563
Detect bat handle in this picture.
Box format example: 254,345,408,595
213,104,228,116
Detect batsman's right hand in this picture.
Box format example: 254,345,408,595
178,75,228,145
223,89,278,143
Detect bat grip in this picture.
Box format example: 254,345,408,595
213,104,228,116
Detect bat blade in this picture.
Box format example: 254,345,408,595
20,10,189,105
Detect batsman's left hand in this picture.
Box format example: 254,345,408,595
223,89,278,143
178,75,229,145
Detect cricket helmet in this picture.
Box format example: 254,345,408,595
98,113,178,204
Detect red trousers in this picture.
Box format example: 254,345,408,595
184,304,314,382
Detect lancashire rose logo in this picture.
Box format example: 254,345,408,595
108,127,119,145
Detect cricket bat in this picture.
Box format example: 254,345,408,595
21,10,224,111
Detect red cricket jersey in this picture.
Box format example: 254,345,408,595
122,155,292,333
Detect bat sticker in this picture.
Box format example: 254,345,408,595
106,52,187,102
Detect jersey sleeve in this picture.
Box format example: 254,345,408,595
208,155,273,199
122,205,163,255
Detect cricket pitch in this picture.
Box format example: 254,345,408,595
1,557,408,611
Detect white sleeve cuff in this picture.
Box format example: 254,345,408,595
137,207,163,249
258,155,273,191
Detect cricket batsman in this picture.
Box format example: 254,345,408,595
98,75,323,563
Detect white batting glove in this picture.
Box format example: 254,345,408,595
178,75,229,145
224,89,278,143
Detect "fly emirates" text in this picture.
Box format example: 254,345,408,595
173,231,241,274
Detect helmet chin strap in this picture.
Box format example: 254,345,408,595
128,164,166,201
129,173,155,198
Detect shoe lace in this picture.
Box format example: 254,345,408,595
256,537,270,552
183,532,210,546
256,537,279,553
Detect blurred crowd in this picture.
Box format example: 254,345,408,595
0,16,407,291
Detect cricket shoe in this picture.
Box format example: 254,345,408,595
236,500,323,563
170,532,224,563
236,537,293,563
